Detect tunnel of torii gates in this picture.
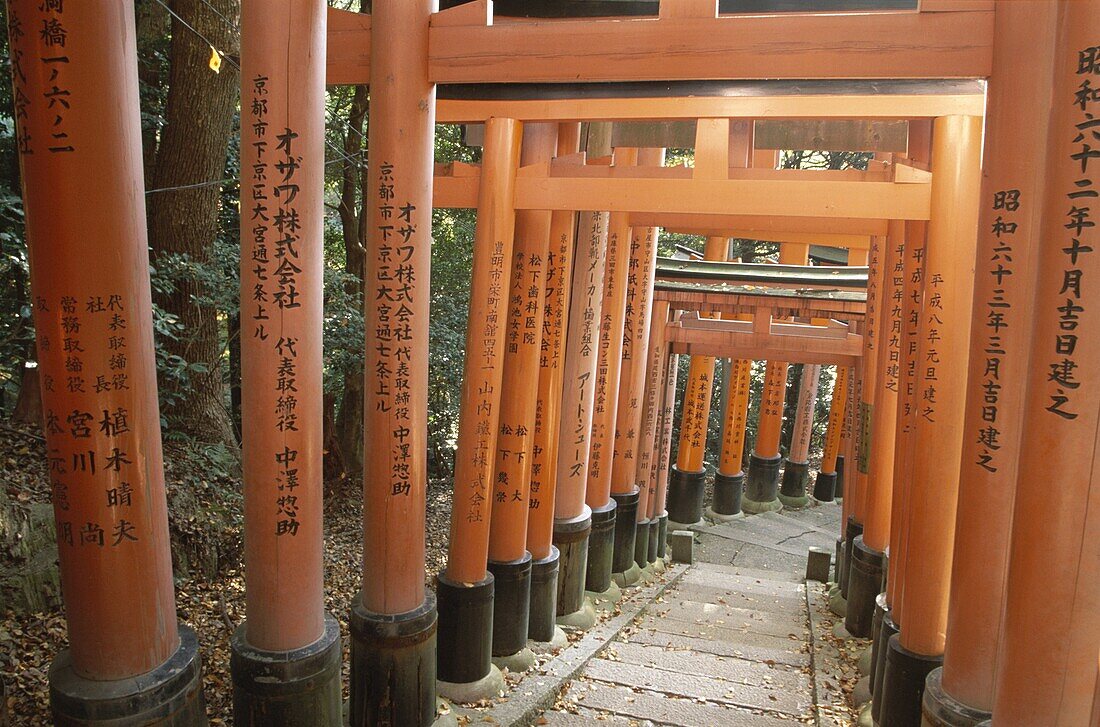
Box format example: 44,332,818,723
7,0,1100,726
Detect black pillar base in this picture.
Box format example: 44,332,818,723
230,614,341,726
648,519,660,564
869,593,888,696
435,573,493,684
880,634,942,727
922,667,991,726
584,499,618,593
779,460,810,508
553,508,592,617
840,516,863,600
845,536,885,638
528,547,560,643
49,625,207,726
835,454,846,500
743,453,783,513
634,517,652,570
487,553,532,658
813,471,838,502
872,608,899,726
834,537,844,584
349,593,438,727
667,465,706,525
712,471,745,516
656,513,668,559
611,490,640,576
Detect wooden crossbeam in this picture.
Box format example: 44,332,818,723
327,6,993,86
666,321,862,365
652,285,866,319
629,212,888,236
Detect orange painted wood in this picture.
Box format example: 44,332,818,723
939,2,1055,712
861,220,904,552
443,118,522,586
325,7,371,86
885,219,928,622
630,212,888,237
488,123,557,565
9,0,179,679
434,91,987,124
788,365,822,464
636,300,671,521
554,124,612,522
896,115,983,656
239,0,327,652
653,351,680,518
994,2,1100,720
360,0,437,614
612,148,665,500
674,236,726,473
586,152,636,509
526,125,581,562
820,365,849,475
426,11,994,84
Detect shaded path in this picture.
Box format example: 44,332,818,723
540,502,843,726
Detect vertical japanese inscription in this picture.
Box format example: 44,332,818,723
1043,47,1099,422
7,1,75,155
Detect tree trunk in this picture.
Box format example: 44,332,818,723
11,365,42,428
147,0,240,448
333,83,369,476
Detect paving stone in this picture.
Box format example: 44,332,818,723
728,541,808,573
683,564,806,598
649,596,808,639
630,622,810,668
693,533,743,565
562,679,798,727
671,579,804,615
780,501,845,531
757,509,840,536
539,706,641,726
582,656,810,716
606,640,808,693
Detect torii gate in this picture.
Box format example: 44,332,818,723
11,2,1100,727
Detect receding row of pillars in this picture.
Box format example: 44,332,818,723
10,1,1100,726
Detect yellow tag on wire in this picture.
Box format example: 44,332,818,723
208,46,222,74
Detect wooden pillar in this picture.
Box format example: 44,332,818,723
839,248,870,603
919,4,1058,724
233,2,340,722
553,122,611,619
526,123,580,642
667,236,726,526
744,243,808,513
585,148,638,593
813,365,849,502
653,348,681,558
609,147,664,581
7,1,205,720
434,118,521,692
485,123,556,664
635,299,671,567
846,220,903,639
992,3,1100,722
779,364,822,509
350,2,440,723
878,116,983,726
712,354,752,518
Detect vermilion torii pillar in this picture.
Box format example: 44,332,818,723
743,243,809,514
436,117,521,697
667,235,726,527
636,299,671,568
8,2,206,722
350,3,440,723
233,2,340,723
813,364,848,502
710,345,751,521
585,148,638,597
653,345,681,560
526,123,580,644
486,123,556,672
920,4,1055,725
846,220,903,640
992,4,1100,722
610,148,662,585
554,123,611,626
778,363,822,509
877,115,983,727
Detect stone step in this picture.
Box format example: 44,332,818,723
606,640,808,692
630,621,810,668
649,596,808,639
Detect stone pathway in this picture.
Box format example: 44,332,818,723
539,501,844,727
